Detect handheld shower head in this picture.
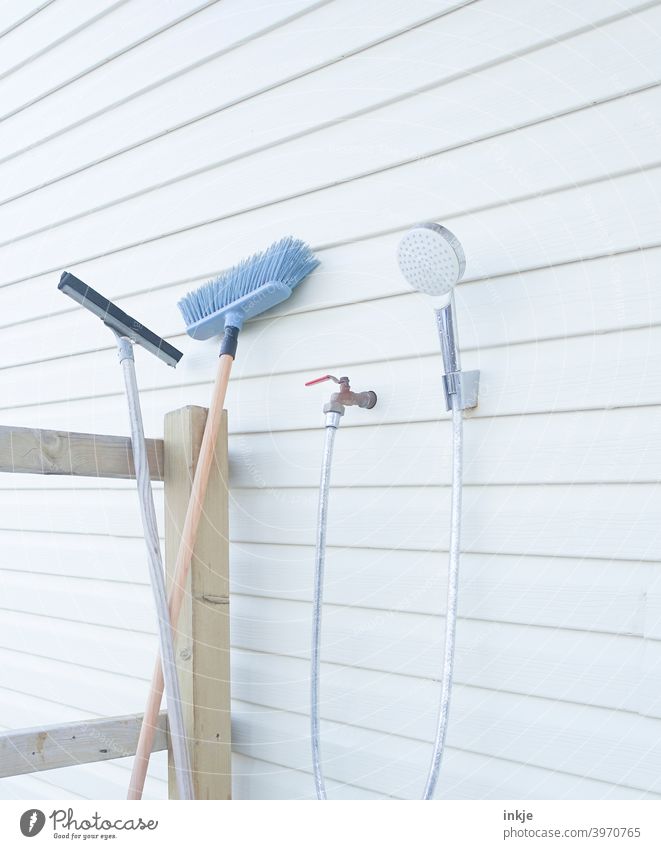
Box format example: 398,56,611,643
397,222,465,301
396,223,478,412
394,222,477,802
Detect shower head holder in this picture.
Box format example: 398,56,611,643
443,368,480,411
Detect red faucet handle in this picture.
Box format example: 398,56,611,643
305,374,341,387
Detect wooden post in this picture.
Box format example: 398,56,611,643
163,405,231,799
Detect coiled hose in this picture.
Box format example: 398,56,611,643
311,402,464,800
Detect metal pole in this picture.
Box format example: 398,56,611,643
115,335,194,800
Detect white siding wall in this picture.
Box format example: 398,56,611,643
0,0,659,799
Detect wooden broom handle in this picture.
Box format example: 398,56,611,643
128,354,233,800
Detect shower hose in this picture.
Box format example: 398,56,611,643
310,395,464,801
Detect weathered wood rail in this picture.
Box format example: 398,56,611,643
0,423,164,479
0,713,168,779
0,406,231,799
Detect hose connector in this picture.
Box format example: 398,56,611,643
114,333,135,364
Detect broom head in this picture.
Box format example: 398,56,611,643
178,236,319,340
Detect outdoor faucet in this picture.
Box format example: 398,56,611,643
305,374,377,422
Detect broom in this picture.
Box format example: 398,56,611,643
128,237,319,799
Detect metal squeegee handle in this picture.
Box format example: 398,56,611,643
116,337,194,801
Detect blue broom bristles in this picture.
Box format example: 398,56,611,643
177,236,319,327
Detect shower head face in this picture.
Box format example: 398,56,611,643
397,223,466,299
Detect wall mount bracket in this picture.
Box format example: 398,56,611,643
443,369,480,411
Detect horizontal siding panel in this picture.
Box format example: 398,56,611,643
0,0,652,205
0,0,122,78
0,391,179,435
0,773,86,800
234,321,661,422
0,572,153,632
0,476,157,491
0,399,658,492
0,681,86,728
0,536,645,635
2,241,661,378
2,585,653,719
0,650,148,715
644,580,661,639
3,145,661,331
5,84,661,285
0,609,157,675
0,752,167,800
230,596,656,716
226,408,661,487
0,489,163,537
0,530,150,581
229,482,661,561
2,321,661,434
228,237,661,337
3,379,661,462
0,0,458,163
231,701,655,799
230,323,661,427
5,43,661,250
0,0,217,122
0,479,657,563
230,544,646,636
0,1,53,38
232,753,389,800
232,650,661,792
2,155,660,344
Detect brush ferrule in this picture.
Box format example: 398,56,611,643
219,326,240,359
224,310,244,331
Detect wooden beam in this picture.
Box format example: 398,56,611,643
0,424,164,480
0,712,167,778
164,405,231,800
